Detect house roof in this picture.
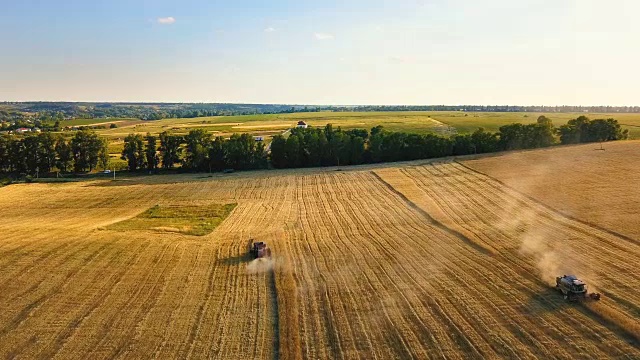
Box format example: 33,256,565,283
297,121,307,125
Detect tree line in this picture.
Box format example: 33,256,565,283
117,115,630,172
270,116,627,168
0,130,109,176
120,129,268,172
0,115,628,177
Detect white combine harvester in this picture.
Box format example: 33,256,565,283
555,275,601,302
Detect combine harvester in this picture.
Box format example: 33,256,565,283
250,240,272,259
556,275,601,302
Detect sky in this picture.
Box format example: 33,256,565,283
1,0,638,105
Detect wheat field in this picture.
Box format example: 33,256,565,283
0,146,638,359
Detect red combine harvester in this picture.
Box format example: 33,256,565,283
250,241,271,259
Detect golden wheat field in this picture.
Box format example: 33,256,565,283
463,140,640,241
0,144,639,359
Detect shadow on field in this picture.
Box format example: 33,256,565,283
524,288,639,347
524,287,565,315
216,252,253,266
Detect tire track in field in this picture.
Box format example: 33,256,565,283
88,242,179,358
437,162,640,346
404,164,639,353
423,163,640,310
455,161,640,246
295,173,507,358
37,238,153,359
338,174,480,359
371,171,493,256
0,237,122,344
383,164,639,355
356,173,542,358
375,167,629,357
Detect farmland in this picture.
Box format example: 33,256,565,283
84,111,640,169
82,111,640,140
0,142,639,358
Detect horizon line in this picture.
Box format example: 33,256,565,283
2,100,640,108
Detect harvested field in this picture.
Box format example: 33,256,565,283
0,150,638,358
462,140,640,240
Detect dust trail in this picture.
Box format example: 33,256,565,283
458,161,610,288
246,258,275,274
459,159,589,287
467,163,640,345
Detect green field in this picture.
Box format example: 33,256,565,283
107,203,237,236
80,111,640,139
70,111,640,163
63,117,140,126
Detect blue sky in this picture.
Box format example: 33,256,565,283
1,0,638,105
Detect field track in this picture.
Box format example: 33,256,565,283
0,160,638,359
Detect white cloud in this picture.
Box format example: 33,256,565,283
264,27,276,33
157,17,176,25
314,32,334,40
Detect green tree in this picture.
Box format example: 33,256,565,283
269,135,287,168
558,116,590,144
368,129,385,163
23,135,41,175
71,130,104,172
121,134,146,171
208,136,226,171
586,118,628,143
536,115,553,127
37,132,57,174
55,137,73,173
471,128,499,153
285,135,301,168
98,138,110,171
370,125,384,137
531,116,555,147
452,134,475,155
348,135,365,164
0,135,10,173
159,132,183,169
9,137,26,173
145,133,159,171
226,133,261,170
183,129,211,171
498,123,526,150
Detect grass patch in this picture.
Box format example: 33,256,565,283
108,203,237,236
0,177,12,187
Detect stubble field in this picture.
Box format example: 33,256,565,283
0,142,638,359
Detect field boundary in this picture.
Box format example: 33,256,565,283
370,171,494,256
455,160,640,246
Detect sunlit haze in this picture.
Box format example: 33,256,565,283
1,0,637,105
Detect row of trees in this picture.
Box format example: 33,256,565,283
0,130,109,175
120,129,268,172
0,115,628,176
270,125,367,168
269,116,627,168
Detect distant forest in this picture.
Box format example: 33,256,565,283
3,102,640,123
